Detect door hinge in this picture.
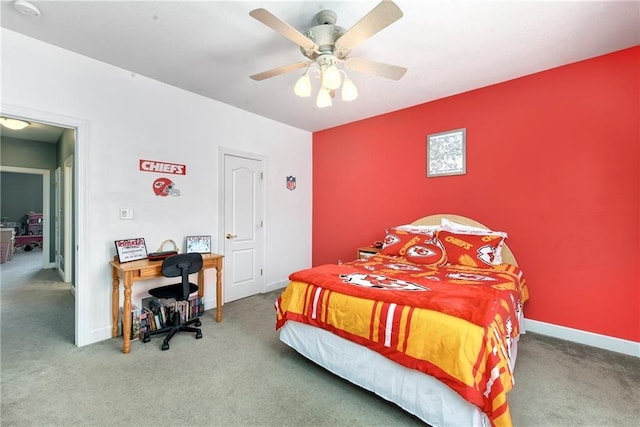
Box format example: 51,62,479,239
260,172,264,181
260,220,263,228
260,268,263,276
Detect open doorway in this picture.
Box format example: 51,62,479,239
0,114,76,340
0,166,51,269
1,104,90,347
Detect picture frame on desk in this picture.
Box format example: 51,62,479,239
186,235,211,254
114,238,148,263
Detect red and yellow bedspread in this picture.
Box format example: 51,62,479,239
275,255,529,427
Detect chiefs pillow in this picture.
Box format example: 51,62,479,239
437,230,506,268
405,243,447,266
381,225,438,257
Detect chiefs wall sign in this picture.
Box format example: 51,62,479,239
140,159,185,197
139,159,186,175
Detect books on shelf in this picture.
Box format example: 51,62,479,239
121,295,204,340
119,304,142,340
131,305,141,341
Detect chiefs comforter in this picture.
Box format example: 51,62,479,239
275,254,529,427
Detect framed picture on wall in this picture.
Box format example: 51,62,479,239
427,128,466,177
114,238,148,263
186,235,211,254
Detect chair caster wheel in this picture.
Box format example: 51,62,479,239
162,342,170,351
195,319,202,327
142,335,150,343
196,331,203,339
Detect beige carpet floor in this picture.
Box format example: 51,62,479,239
1,249,639,426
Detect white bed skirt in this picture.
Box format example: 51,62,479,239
279,321,510,427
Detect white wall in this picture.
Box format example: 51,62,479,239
1,29,312,346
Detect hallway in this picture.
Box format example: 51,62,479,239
0,248,74,349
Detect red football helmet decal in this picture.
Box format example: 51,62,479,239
152,177,181,197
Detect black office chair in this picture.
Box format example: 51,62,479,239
143,253,203,350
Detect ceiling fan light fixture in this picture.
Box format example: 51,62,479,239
321,64,341,90
250,2,406,109
316,87,333,108
293,71,312,97
341,75,358,102
0,117,30,130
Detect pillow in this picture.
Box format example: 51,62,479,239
405,243,447,266
437,230,506,268
381,225,438,257
441,218,493,234
393,224,441,234
439,218,508,264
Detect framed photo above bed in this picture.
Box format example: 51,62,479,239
427,128,466,177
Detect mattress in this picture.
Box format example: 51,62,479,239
280,320,521,426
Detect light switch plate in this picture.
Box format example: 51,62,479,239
120,208,134,220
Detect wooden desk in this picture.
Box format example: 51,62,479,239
110,253,223,354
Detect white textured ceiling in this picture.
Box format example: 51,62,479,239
1,0,639,133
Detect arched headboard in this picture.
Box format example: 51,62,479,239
411,214,517,266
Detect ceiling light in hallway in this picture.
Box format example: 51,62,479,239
0,117,31,130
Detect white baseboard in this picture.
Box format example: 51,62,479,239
204,296,219,312
524,318,640,358
82,326,113,347
264,280,288,294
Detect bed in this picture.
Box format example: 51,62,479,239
275,214,529,427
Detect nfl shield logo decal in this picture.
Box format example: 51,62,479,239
286,176,296,191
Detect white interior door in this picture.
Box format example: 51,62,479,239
63,155,73,284
55,167,62,277
223,154,264,303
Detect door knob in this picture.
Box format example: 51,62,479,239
226,233,237,239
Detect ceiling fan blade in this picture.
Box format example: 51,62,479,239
250,8,318,52
335,1,403,54
345,57,407,80
250,61,310,81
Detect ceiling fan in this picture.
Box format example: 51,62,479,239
249,0,407,107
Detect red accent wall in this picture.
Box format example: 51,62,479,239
312,47,639,342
